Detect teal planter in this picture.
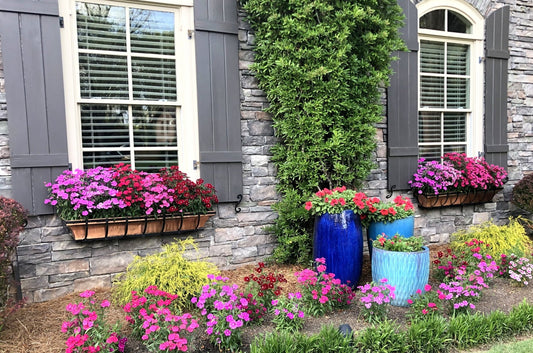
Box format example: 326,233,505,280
367,215,415,257
313,210,363,286
371,246,429,307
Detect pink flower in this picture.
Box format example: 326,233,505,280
422,309,428,315
305,201,313,211
80,290,95,298
100,300,110,308
424,284,432,292
407,299,413,304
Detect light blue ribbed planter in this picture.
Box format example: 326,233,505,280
371,246,429,307
367,215,415,257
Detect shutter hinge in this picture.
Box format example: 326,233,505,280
193,160,200,170
59,16,64,28
188,29,194,39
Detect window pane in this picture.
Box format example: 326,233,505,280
448,11,471,33
419,10,445,31
81,104,129,148
443,145,466,154
419,146,442,160
420,41,444,74
76,2,126,51
418,112,441,143
447,43,469,76
83,151,131,169
132,57,177,101
443,112,466,142
130,9,175,55
447,77,469,108
420,76,444,108
79,54,129,99
132,106,177,147
134,151,178,172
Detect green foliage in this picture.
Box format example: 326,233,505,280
373,235,425,253
112,238,219,309
451,218,533,258
243,0,405,263
406,315,450,353
355,320,408,353
248,301,533,353
512,173,533,213
0,196,27,327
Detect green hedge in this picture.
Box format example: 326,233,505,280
242,0,405,263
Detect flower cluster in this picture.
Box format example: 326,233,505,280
357,279,395,323
362,195,415,224
409,153,507,195
62,290,126,353
304,186,369,216
407,285,443,321
508,255,533,286
271,293,305,332
123,286,198,352
45,164,217,220
373,235,425,253
191,275,251,352
242,262,287,307
295,258,355,317
304,186,415,225
411,240,500,317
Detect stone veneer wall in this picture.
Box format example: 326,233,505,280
0,0,532,302
1,14,280,303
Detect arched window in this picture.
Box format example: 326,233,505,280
417,2,484,160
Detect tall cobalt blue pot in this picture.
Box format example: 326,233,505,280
371,246,429,306
367,215,415,257
313,210,363,286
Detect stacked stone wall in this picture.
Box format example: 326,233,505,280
1,0,532,302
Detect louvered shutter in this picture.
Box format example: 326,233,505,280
387,0,418,191
0,0,69,215
484,6,509,168
195,0,242,203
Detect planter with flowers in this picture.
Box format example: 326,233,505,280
45,164,218,241
305,186,368,286
409,153,507,208
364,195,415,257
371,235,429,307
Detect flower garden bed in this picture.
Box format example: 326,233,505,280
1,244,533,353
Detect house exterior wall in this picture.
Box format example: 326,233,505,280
0,0,531,302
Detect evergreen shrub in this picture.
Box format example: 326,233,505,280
0,196,27,309
451,218,532,258
512,173,533,213
112,238,219,309
242,0,405,263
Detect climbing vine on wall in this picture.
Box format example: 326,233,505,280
242,0,405,263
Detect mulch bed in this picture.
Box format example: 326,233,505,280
1,244,532,353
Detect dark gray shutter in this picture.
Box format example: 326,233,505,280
387,0,418,191
484,6,509,168
0,0,69,215
194,0,242,203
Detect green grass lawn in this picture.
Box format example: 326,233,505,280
465,337,533,353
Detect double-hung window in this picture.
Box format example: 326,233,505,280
59,0,199,176
417,2,483,160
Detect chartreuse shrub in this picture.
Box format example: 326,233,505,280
112,237,218,309
451,218,533,258
242,0,405,263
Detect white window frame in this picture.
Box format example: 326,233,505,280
417,0,484,158
58,0,200,179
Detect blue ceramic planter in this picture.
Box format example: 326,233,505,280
367,215,415,257
313,210,363,286
371,246,429,306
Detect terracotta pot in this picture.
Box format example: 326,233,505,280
65,211,215,241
